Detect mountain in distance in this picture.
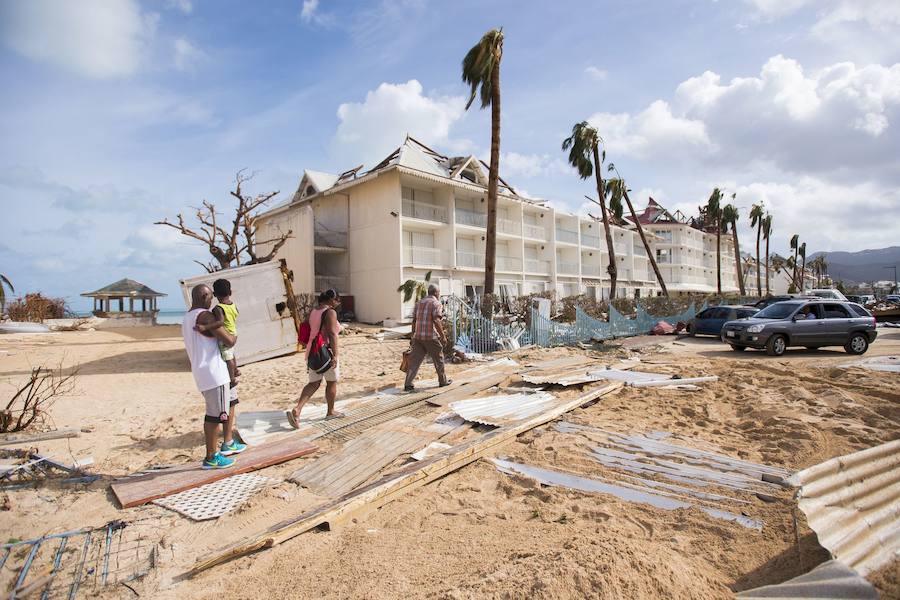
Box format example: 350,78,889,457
809,246,900,284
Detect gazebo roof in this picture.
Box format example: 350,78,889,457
81,278,167,298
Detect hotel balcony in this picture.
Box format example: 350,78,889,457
613,243,628,255
524,258,551,274
633,245,647,257
314,230,347,251
315,275,349,293
581,233,601,249
403,246,446,267
523,223,548,240
497,218,521,236
401,199,449,223
456,250,484,269
555,228,579,245
497,255,522,272
582,263,603,277
455,207,487,228
556,260,579,275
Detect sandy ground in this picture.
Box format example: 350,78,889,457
0,324,898,599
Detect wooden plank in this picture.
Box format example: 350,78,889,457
0,428,80,447
111,437,318,508
425,371,513,407
187,381,623,576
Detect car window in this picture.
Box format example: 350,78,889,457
822,303,850,319
696,308,712,319
755,302,801,319
737,309,757,318
710,307,729,319
848,303,871,317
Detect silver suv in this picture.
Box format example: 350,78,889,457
721,300,877,356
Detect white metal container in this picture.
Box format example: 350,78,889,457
179,260,301,366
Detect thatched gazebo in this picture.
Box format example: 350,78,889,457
81,278,167,326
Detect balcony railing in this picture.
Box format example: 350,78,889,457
524,259,551,274
402,199,448,223
656,255,673,264
455,208,487,228
617,268,632,281
456,250,485,269
633,245,647,257
555,228,579,244
497,255,522,271
556,261,579,275
523,223,547,240
497,218,521,236
315,275,349,293
314,230,347,248
613,243,628,255
656,231,674,243
581,233,601,248
582,263,602,276
404,246,444,266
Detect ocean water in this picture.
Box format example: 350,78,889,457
72,309,186,325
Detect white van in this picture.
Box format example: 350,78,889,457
809,288,849,302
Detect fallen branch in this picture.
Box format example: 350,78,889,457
187,381,623,576
0,428,81,447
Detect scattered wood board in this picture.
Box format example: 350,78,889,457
111,437,318,508
425,371,513,406
290,416,454,497
187,382,623,576
0,428,80,447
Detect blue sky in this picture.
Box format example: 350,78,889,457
3,0,899,310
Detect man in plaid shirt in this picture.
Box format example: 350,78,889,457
404,284,451,391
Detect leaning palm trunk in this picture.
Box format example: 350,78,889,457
765,236,770,295
716,227,722,295
593,146,616,299
482,59,501,317
801,256,807,292
731,222,745,296
623,189,667,297
755,223,762,296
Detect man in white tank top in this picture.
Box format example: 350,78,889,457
182,284,246,469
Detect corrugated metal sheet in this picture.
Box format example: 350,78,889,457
837,355,900,373
449,392,558,427
787,439,900,576
735,559,878,599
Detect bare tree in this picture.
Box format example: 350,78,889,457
2,365,76,433
155,170,292,272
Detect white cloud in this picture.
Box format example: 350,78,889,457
501,152,571,179
165,0,194,14
173,37,204,71
301,0,319,22
332,80,467,166
0,0,156,79
585,66,608,81
742,0,811,20
588,100,712,160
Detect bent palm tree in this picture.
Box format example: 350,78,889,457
0,274,13,314
398,271,433,303
763,214,773,295
706,188,724,295
607,165,668,297
563,122,617,298
799,243,807,292
722,199,744,295
462,28,504,317
750,203,764,296
789,234,800,291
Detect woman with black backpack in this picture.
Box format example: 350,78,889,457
287,289,342,428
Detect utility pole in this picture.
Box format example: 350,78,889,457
885,265,898,295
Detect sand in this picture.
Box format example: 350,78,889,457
0,325,898,599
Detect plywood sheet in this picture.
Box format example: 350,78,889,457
111,437,317,508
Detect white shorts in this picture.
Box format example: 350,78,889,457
308,365,340,383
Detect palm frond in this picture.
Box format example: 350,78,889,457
561,121,597,180
462,29,503,110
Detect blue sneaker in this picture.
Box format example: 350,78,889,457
202,452,235,469
220,439,247,456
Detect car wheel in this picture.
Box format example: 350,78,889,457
844,333,868,355
766,334,787,357
687,325,695,337
730,344,746,352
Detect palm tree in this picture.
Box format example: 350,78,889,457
762,214,773,295
706,188,724,295
789,234,800,292
398,271,433,303
462,28,504,317
722,199,744,296
0,274,13,314
562,122,617,298
607,165,668,297
799,242,807,292
750,203,764,296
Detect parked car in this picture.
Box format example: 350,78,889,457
809,288,849,301
885,294,900,304
688,305,758,337
858,294,875,305
721,300,877,356
846,294,862,304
